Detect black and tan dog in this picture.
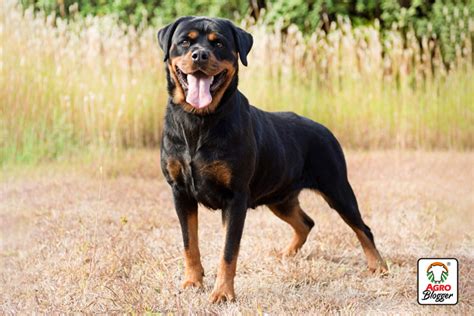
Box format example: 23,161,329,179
157,16,388,303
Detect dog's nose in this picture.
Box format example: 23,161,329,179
191,49,209,64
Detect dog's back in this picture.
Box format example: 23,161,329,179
246,98,347,207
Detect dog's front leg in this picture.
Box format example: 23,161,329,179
210,193,248,303
172,189,204,289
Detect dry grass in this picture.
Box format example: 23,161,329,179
1,150,473,314
1,0,474,165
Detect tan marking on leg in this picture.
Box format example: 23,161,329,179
166,159,182,182
315,189,388,273
353,227,388,274
269,202,312,257
200,160,232,187
182,212,204,288
210,252,238,303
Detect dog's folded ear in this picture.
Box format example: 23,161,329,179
157,16,193,62
228,22,253,67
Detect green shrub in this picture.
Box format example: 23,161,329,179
3,1,473,166
20,1,473,64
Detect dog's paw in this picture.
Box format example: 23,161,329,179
182,266,204,289
182,278,204,289
367,260,389,276
270,247,300,259
280,247,300,257
209,284,235,303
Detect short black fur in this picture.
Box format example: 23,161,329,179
157,16,386,302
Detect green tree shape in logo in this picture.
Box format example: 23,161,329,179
427,270,448,283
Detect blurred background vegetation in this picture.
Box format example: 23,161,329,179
1,1,473,165
20,0,474,63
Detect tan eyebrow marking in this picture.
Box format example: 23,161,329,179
188,31,198,39
207,32,218,41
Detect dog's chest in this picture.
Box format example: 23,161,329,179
164,152,233,209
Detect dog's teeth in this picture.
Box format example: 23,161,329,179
210,76,214,84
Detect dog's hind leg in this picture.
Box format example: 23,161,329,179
317,180,388,273
267,194,315,256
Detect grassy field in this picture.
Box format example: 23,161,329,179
1,1,473,313
1,1,474,166
1,150,473,313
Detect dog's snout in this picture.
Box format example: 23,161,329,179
191,49,209,64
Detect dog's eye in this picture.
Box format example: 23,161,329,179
215,41,223,48
180,40,190,48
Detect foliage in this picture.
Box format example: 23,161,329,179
19,1,474,64
2,1,473,165
19,0,250,26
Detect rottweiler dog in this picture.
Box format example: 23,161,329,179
157,16,388,303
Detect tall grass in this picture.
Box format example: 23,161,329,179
1,1,473,165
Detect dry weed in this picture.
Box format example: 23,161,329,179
1,150,473,313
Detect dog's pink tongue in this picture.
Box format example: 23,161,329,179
186,74,212,108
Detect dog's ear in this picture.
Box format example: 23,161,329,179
157,16,192,62
229,22,253,66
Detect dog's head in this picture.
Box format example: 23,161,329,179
158,16,253,114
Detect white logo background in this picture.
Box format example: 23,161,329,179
418,258,458,305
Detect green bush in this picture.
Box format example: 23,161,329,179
20,0,250,26
19,0,474,64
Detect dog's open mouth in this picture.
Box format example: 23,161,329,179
176,66,227,109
